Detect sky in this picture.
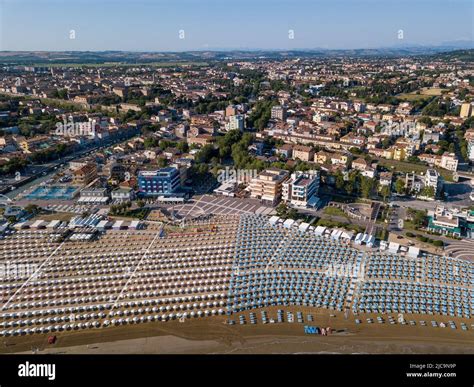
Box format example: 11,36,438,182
0,0,473,51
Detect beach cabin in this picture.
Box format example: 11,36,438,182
330,229,342,241
361,234,371,245
112,220,124,230
31,220,46,229
366,235,376,247
13,221,28,230
96,220,111,231
314,226,326,237
129,220,142,230
340,231,353,243
388,242,400,254
407,246,420,258
46,220,61,229
269,216,280,226
298,222,310,233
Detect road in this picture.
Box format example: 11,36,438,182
4,133,137,201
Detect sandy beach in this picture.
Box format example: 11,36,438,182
4,307,473,355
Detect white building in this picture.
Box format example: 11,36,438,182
424,168,442,196
282,171,320,208
111,187,135,201
225,114,245,131
468,140,474,162
440,153,458,172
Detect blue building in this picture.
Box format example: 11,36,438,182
138,167,181,197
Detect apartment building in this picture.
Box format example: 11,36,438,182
72,163,98,185
225,105,237,117
225,114,245,131
468,139,474,162
249,168,289,206
439,153,458,172
427,206,461,237
271,105,287,121
282,171,320,208
425,168,443,197
292,144,314,162
276,144,293,158
460,103,473,118
138,167,181,197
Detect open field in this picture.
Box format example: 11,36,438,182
397,87,448,101
323,206,349,218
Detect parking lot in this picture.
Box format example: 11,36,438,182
164,195,275,219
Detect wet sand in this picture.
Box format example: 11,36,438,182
15,334,474,355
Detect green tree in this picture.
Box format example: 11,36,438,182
360,176,376,199
395,179,406,195
380,185,391,202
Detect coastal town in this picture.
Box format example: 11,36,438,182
0,49,473,355
1,53,474,244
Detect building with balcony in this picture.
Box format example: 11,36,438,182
282,171,320,208
72,163,98,185
138,167,181,197
249,168,289,206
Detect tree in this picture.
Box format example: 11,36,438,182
344,171,360,196
157,157,168,168
176,141,189,153
360,176,376,199
395,179,406,195
195,144,216,164
24,204,39,215
276,203,288,218
380,185,391,202
287,208,298,219
335,172,345,191
407,208,427,227
420,185,435,198
144,137,159,149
